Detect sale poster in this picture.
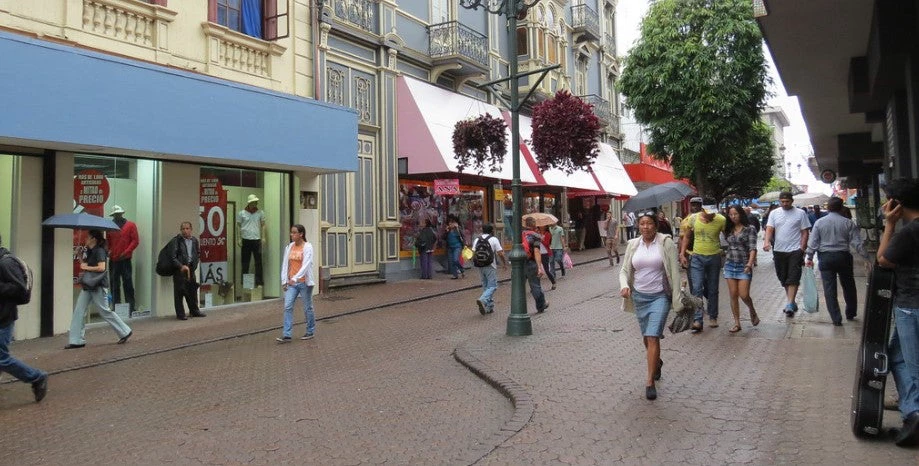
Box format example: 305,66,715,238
198,176,228,285
73,170,110,283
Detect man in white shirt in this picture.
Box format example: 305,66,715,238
237,194,267,287
763,192,812,317
472,223,507,314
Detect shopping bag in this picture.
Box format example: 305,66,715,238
562,252,573,270
801,266,819,313
461,246,474,261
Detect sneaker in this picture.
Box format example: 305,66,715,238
300,333,314,340
551,284,556,290
275,336,292,343
708,318,719,328
476,299,487,315
691,322,703,333
537,302,549,313
790,302,799,313
31,374,48,403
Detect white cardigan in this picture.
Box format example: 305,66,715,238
618,233,681,313
281,241,314,286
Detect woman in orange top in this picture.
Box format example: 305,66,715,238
276,224,315,343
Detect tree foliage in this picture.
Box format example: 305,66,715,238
619,0,772,197
763,176,793,194
701,120,775,203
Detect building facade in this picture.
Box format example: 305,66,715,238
0,0,357,339
315,0,633,279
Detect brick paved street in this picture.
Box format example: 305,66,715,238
1,247,917,464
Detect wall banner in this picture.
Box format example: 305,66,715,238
198,176,228,285
73,169,110,283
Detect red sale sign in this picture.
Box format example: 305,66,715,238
73,170,110,283
198,176,228,285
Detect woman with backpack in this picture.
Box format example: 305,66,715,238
66,229,132,349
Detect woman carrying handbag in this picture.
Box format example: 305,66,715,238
66,229,132,349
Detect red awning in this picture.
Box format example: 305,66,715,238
623,163,681,185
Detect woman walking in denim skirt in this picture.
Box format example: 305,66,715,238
723,205,760,333
276,224,315,343
619,213,681,400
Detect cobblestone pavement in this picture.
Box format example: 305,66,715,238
1,246,917,464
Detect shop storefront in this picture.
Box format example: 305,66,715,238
0,31,357,340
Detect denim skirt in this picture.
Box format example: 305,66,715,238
632,290,670,337
723,260,752,280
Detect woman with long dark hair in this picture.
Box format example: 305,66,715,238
277,224,315,342
723,205,760,332
66,229,132,349
619,212,681,400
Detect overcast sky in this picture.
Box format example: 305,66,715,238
616,1,828,193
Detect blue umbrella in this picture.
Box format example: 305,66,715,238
42,213,120,231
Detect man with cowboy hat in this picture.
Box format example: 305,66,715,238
237,194,267,287
108,205,139,315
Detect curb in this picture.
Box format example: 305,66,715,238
453,348,535,465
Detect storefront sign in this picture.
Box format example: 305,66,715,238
73,169,110,282
198,176,228,285
434,179,460,196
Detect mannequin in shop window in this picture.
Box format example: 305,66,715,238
237,194,267,288
107,205,139,315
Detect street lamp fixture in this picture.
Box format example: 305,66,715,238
460,0,552,336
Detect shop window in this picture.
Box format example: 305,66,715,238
73,155,157,322
208,0,289,40
199,167,289,308
398,181,486,256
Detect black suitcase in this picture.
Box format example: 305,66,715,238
851,263,896,438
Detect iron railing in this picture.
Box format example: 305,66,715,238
571,4,600,41
578,94,612,124
428,21,489,69
324,0,377,33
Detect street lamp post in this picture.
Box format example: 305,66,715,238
460,0,552,336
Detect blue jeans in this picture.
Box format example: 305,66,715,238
477,266,498,312
890,306,919,419
541,253,556,284
282,282,315,338
525,261,547,312
70,288,131,345
552,249,565,276
0,323,44,383
690,254,722,323
447,246,462,278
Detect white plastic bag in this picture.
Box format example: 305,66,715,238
801,266,819,314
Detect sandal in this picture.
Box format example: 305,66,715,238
729,324,742,333
750,310,760,327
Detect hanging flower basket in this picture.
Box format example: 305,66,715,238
531,90,602,174
452,114,507,174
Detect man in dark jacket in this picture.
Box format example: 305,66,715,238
172,221,205,320
0,234,47,402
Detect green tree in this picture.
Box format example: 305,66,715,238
702,120,775,203
763,176,793,194
619,0,772,197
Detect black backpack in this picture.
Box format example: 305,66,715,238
155,238,178,277
0,251,33,305
472,235,495,267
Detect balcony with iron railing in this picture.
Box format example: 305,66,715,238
428,21,489,74
571,4,600,43
321,0,378,34
603,33,616,56
578,94,612,125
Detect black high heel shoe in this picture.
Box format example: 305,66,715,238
654,359,663,381
646,384,657,400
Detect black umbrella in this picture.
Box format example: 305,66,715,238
42,213,120,231
622,181,695,212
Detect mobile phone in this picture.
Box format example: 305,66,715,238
890,199,900,209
